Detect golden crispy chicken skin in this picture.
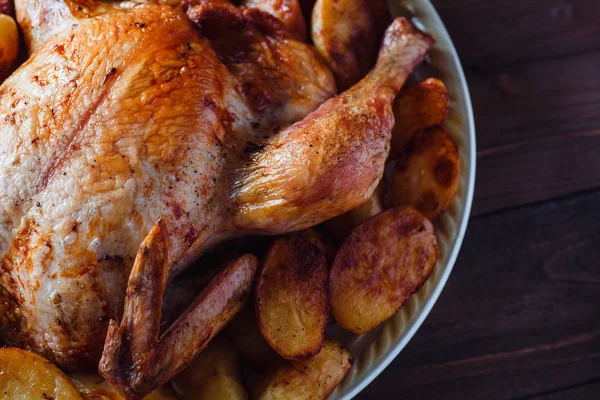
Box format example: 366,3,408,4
0,0,433,396
240,0,307,40
187,1,336,131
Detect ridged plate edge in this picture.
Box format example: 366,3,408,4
329,0,476,398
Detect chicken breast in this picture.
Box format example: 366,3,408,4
0,0,433,394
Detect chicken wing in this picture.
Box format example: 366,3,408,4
0,0,433,396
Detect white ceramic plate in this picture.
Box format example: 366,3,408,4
328,1,476,398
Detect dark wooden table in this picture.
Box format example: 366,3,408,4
360,1,600,398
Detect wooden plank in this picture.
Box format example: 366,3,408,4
468,50,600,150
473,127,600,215
430,0,600,67
467,49,600,215
527,379,600,399
420,0,600,214
359,189,600,399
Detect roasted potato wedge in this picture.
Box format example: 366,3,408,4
0,347,83,399
171,336,248,400
0,14,18,80
297,227,337,264
225,304,279,366
311,0,390,90
331,207,438,333
70,373,177,400
391,78,450,157
386,125,460,220
242,0,307,40
324,182,384,244
254,338,352,400
256,236,329,360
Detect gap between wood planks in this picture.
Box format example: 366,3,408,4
430,0,600,68
466,44,600,215
359,2,600,398
426,0,600,216
466,48,600,216
359,188,600,399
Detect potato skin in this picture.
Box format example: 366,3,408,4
256,236,329,360
254,338,352,400
0,14,18,80
0,347,83,399
297,227,337,264
225,305,279,366
171,336,248,400
331,207,438,334
311,0,390,90
391,78,450,157
386,125,460,220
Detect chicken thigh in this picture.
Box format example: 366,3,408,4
0,0,433,397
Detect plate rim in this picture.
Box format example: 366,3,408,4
336,1,477,398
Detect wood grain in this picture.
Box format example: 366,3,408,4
361,1,600,397
468,50,600,151
527,379,600,399
473,125,600,216
431,0,600,68
359,189,600,399
431,0,600,215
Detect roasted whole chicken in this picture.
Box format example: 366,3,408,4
0,0,433,397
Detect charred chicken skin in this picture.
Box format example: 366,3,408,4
0,0,433,397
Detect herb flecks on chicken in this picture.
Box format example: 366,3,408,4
0,0,433,397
